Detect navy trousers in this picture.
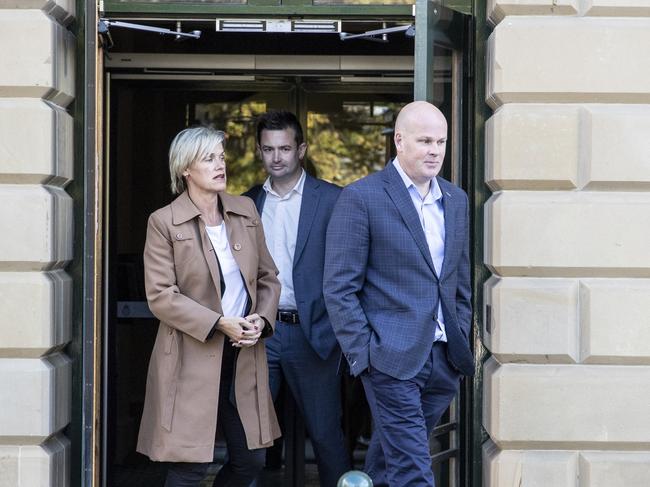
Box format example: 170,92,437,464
361,342,461,487
164,344,266,487
265,321,351,487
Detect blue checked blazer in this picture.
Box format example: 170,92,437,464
323,162,474,380
244,173,342,360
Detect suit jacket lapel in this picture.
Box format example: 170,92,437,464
294,173,319,266
438,178,458,277
252,186,267,214
439,179,456,280
383,163,438,279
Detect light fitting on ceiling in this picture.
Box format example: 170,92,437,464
216,19,341,34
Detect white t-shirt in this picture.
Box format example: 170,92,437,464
205,223,247,318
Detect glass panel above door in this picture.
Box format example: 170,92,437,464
313,0,413,4
113,0,248,4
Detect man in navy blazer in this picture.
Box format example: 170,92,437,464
244,111,349,487
324,101,474,487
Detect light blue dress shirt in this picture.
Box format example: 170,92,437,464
393,159,447,342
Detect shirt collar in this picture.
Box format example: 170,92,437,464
263,168,306,198
392,158,442,202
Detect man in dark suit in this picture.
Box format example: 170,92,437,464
324,101,475,487
244,111,349,487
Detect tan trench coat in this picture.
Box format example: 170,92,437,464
137,191,281,463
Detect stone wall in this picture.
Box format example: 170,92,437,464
0,1,75,486
484,1,650,486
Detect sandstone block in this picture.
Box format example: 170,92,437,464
0,185,73,271
0,434,69,487
485,191,650,277
484,276,579,363
487,18,650,107
582,0,650,17
484,357,650,448
0,270,71,357
487,0,579,26
579,451,650,487
0,99,73,185
484,442,578,487
0,354,71,441
485,104,650,191
580,279,650,364
0,10,74,106
486,105,580,190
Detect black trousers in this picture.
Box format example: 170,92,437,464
165,344,266,487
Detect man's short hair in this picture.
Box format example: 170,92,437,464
256,110,304,147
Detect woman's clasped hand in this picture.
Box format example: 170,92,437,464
218,313,265,348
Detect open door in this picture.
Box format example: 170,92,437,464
97,2,474,484
413,1,474,486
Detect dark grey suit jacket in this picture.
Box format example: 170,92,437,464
244,173,342,360
324,162,474,379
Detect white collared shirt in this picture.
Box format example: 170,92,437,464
261,169,306,309
393,159,447,342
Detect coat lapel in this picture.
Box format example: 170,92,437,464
198,217,223,301
383,163,438,278
171,192,224,301
220,192,257,300
439,180,456,280
294,174,319,266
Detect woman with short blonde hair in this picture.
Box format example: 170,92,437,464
168,126,226,195
137,126,281,486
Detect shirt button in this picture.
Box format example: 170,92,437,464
233,243,242,251
176,233,183,239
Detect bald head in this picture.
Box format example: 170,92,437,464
393,101,448,193
395,101,447,134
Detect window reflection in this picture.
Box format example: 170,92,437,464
314,0,413,4
115,0,247,4
193,91,411,193
307,101,403,186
